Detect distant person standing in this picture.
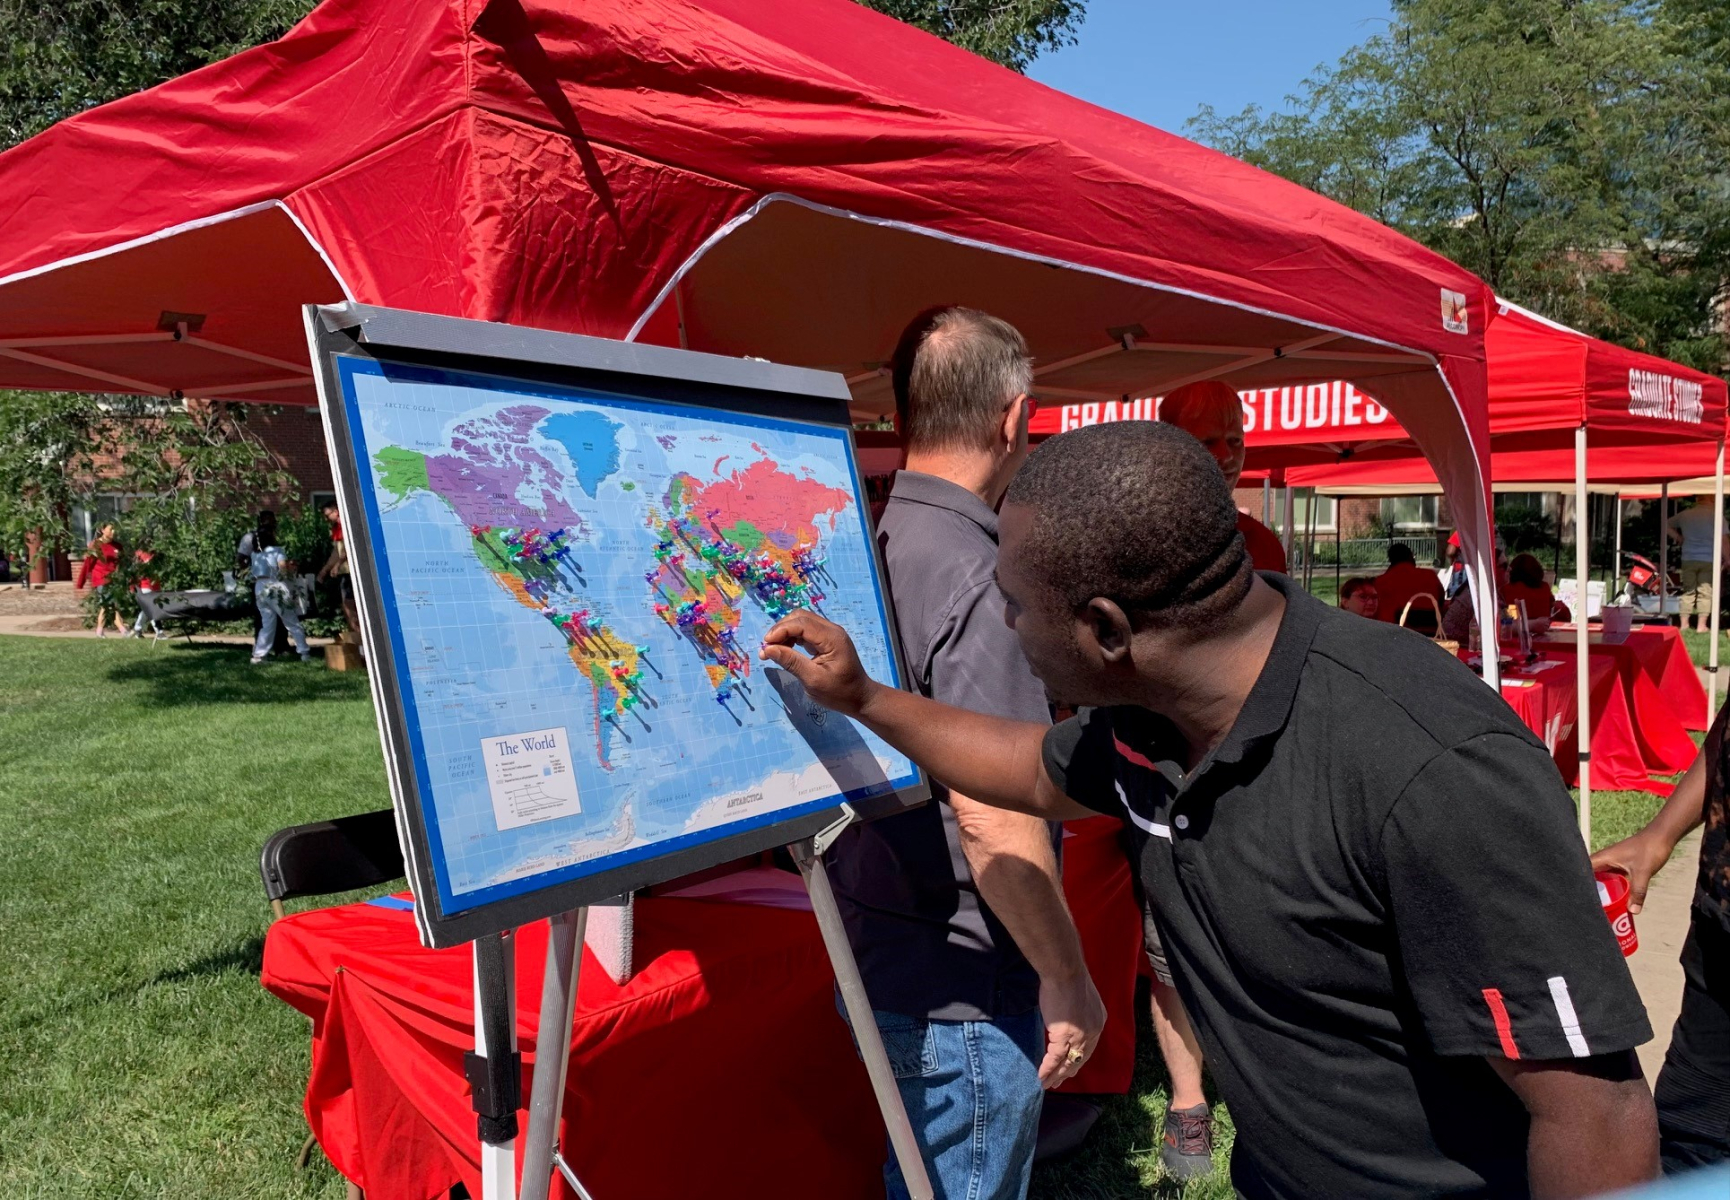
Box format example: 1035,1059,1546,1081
124,548,161,640
1160,381,1286,573
1373,544,1445,635
1668,500,1729,632
247,511,312,665
74,522,123,637
315,500,360,633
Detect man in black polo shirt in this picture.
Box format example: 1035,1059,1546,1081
765,421,1659,1198
826,307,1104,1200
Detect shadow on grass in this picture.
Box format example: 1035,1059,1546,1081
149,935,268,986
104,643,373,707
3,935,271,1036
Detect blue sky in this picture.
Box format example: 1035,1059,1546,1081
1027,0,1393,136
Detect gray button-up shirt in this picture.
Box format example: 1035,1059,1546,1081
826,470,1056,1020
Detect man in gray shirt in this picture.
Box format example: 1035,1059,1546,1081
828,308,1104,1200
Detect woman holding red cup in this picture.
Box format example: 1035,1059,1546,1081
1593,723,1730,1175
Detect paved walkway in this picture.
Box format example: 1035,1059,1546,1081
1627,831,1700,1080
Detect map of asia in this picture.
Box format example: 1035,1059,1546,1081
339,359,917,908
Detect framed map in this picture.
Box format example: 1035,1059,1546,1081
307,305,926,947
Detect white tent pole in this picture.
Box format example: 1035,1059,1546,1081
1261,478,1271,526
1659,483,1670,626
1575,425,1591,845
1281,484,1295,564
1710,440,1724,724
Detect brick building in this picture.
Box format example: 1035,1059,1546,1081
33,403,334,583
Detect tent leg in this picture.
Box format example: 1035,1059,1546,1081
1303,490,1317,589
1575,426,1591,845
1281,485,1295,566
1335,519,1342,593
1553,495,1564,578
1710,442,1724,724
1660,484,1670,626
1261,478,1271,526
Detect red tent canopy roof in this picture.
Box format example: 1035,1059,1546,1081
1282,301,1726,489
0,0,1510,644
0,0,1489,403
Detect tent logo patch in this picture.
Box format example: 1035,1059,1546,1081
1441,289,1470,335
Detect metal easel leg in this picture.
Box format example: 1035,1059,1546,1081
790,809,935,1200
472,932,521,1200
521,910,592,1200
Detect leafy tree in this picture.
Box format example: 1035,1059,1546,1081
0,391,109,578
0,393,293,585
0,0,1083,151
1190,0,1730,372
859,0,1083,71
0,0,317,145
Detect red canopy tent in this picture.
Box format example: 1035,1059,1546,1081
0,0,1505,664
1282,301,1729,833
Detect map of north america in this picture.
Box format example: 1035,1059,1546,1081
349,365,912,900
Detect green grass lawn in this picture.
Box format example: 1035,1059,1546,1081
0,635,1684,1198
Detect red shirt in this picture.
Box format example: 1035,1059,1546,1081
1504,581,1555,621
1238,511,1287,574
1373,561,1445,627
76,541,119,589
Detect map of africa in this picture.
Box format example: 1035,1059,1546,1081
338,359,918,910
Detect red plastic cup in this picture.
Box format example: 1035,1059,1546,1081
1596,871,1639,957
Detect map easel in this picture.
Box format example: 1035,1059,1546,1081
304,302,936,1200
501,809,935,1200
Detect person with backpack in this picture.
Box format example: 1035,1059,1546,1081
246,510,312,665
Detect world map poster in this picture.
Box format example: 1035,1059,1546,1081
335,357,918,915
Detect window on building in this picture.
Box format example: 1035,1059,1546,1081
1290,490,1337,533
1381,495,1439,530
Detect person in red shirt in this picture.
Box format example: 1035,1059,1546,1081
74,522,123,637
1505,552,1568,623
124,548,161,639
1160,380,1288,573
1373,543,1446,635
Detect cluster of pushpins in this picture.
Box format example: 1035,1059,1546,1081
503,526,573,566
547,607,602,647
662,516,827,620
608,660,644,710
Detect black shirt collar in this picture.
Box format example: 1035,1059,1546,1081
887,470,999,541
1210,572,1322,768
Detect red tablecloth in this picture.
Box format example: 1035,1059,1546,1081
1484,629,1698,794
1491,653,1645,787
1535,628,1701,771
261,818,1141,1200
1623,625,1709,733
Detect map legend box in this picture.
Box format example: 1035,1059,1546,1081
483,726,583,830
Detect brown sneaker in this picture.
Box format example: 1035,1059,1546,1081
1161,1102,1215,1180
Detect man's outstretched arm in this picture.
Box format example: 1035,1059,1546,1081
759,610,1095,822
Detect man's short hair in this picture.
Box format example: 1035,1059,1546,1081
1004,421,1251,630
1340,576,1375,602
1387,543,1415,566
1159,380,1242,433
892,307,1033,452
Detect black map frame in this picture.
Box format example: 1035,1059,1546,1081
304,302,929,948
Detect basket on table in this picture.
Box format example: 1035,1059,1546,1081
1398,593,1460,656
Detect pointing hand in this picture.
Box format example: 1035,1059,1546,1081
759,610,878,718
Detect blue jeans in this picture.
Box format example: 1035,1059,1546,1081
841,1001,1045,1200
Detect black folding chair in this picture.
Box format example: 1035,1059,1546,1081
260,809,405,1195
260,809,405,921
